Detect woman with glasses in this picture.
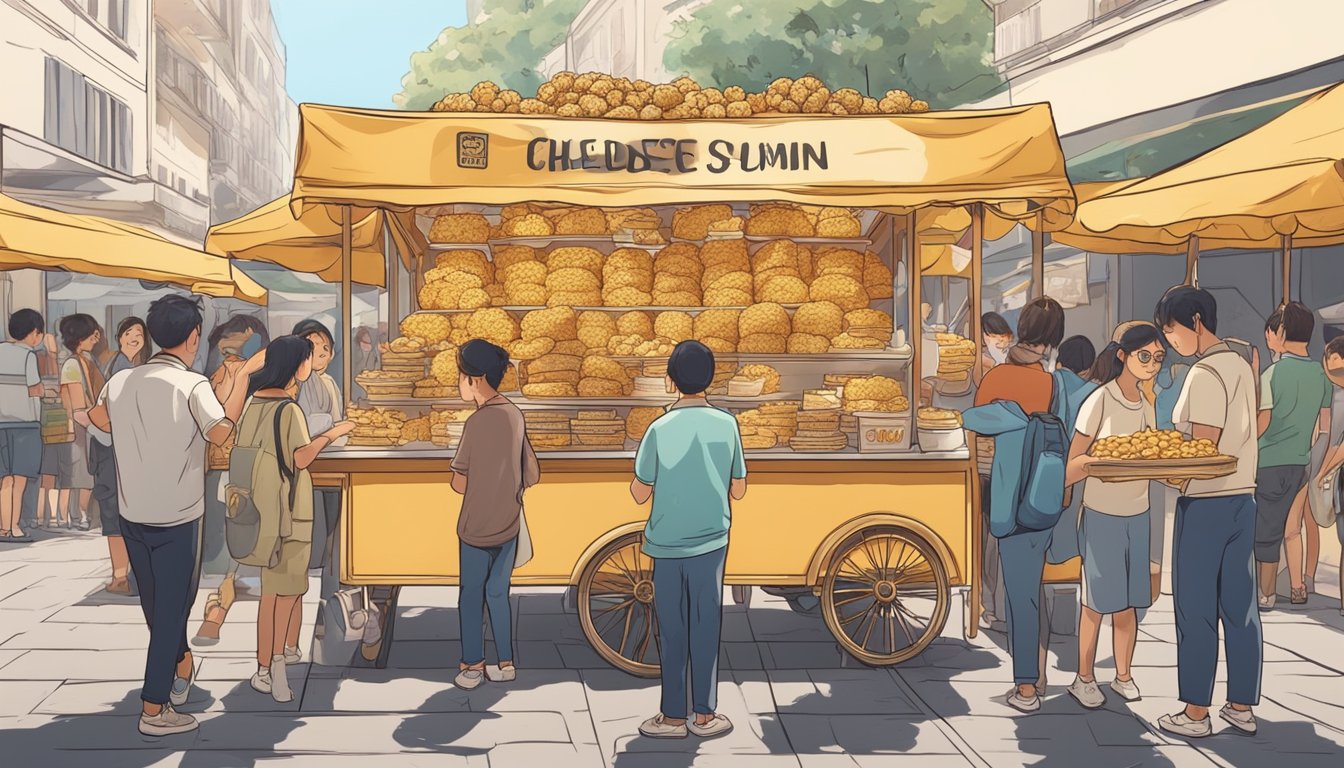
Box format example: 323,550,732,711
1062,321,1165,710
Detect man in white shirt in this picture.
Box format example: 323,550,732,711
0,309,47,544
89,295,258,737
1152,286,1262,739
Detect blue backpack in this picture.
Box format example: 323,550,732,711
1010,381,1068,534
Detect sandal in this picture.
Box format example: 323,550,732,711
1290,587,1308,605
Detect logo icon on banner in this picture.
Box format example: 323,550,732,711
457,132,489,169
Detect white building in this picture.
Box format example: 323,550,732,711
544,0,711,82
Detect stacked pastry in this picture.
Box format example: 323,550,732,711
430,409,472,448
791,408,847,452
525,410,572,450
571,409,627,449
841,376,909,413
348,407,407,447
935,333,976,382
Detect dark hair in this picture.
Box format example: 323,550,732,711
293,319,335,345
247,335,314,397
1057,335,1096,375
982,312,1012,337
667,340,715,395
208,314,268,351
7,309,43,341
1325,335,1344,362
59,314,100,353
1279,301,1314,344
355,327,373,345
1325,325,1344,345
1265,308,1283,333
457,339,510,389
1155,285,1217,334
1087,323,1163,385
147,295,205,349
1016,296,1065,349
115,316,152,365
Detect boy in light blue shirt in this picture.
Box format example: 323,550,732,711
631,340,746,741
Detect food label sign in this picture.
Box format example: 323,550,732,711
524,136,830,176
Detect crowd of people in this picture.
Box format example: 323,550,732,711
3,284,1343,744
964,287,1344,738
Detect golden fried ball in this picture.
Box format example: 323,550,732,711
672,204,735,241
616,310,654,338
503,213,553,238
813,248,865,280
504,284,547,306
654,311,694,342
844,309,892,331
604,268,654,292
501,260,548,286
431,349,460,386
737,364,781,393
427,214,491,244
554,208,608,236
545,267,602,294
756,275,809,304
605,247,654,274
521,306,578,341
787,333,831,354
435,250,493,283
694,309,740,343
703,288,753,307
603,287,653,306
738,333,787,354
399,314,452,345
458,288,491,309
703,270,753,295
466,308,520,346
548,246,605,274
739,302,791,337
651,291,701,307
809,274,869,312
791,301,844,338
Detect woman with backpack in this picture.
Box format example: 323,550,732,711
1063,322,1165,710
968,296,1066,714
237,336,353,703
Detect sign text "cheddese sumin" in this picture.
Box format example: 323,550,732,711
525,138,829,174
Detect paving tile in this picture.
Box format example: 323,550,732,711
766,670,922,717
0,648,146,680
0,680,61,716
1,622,151,651
779,714,960,755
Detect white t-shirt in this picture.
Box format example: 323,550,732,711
1077,381,1155,516
0,342,41,425
103,354,228,527
1172,344,1259,497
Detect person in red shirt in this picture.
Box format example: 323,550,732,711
973,296,1066,713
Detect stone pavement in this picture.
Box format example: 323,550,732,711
2,533,1344,768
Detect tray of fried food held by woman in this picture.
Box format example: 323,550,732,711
1087,428,1236,482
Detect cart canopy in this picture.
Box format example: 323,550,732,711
289,104,1074,218
0,192,267,304
1076,81,1344,248
205,196,426,286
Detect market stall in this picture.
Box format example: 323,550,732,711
285,77,1073,673
0,191,267,304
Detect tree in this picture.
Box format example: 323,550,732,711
663,0,1002,108
394,0,586,111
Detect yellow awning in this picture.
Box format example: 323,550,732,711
289,105,1075,216
0,192,266,304
1077,81,1344,247
206,196,427,286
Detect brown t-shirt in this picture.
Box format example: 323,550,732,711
450,396,540,548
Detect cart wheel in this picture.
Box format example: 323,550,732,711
821,526,950,666
731,585,752,607
577,533,660,678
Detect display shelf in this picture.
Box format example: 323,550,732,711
405,305,903,317
356,391,813,410
606,348,913,365
427,243,492,252
745,235,871,248
319,445,962,461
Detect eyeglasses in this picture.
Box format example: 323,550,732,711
1135,350,1165,365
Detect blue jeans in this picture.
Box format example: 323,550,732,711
121,517,202,705
652,546,726,720
998,528,1051,686
459,538,516,666
1173,494,1262,707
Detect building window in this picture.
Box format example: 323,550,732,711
84,0,130,42
43,57,132,174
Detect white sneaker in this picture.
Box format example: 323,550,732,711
138,705,198,737
1158,712,1212,738
485,664,516,683
1219,704,1257,735
283,646,303,665
269,655,293,703
1258,592,1276,612
250,668,272,695
1068,676,1106,709
1109,677,1142,702
455,667,485,690
639,713,689,739
687,714,733,738
1005,687,1041,713
169,660,195,707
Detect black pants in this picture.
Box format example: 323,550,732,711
121,517,202,705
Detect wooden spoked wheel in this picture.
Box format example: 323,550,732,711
821,526,950,666
577,533,661,678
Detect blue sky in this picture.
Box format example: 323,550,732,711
271,0,467,108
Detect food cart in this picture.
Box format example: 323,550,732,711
279,91,1073,675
